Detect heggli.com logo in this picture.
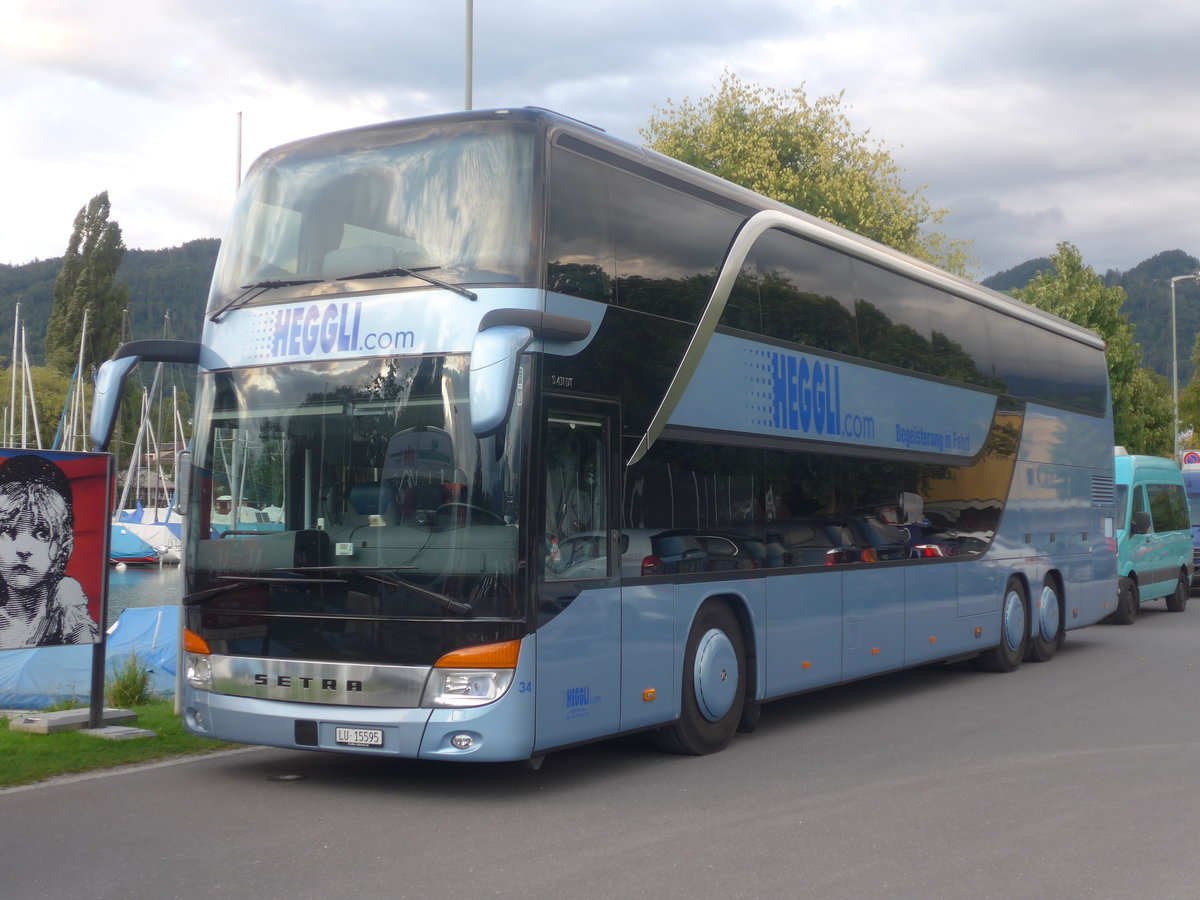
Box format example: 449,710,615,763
268,301,418,359
768,350,875,440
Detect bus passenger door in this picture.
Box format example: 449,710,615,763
533,401,622,752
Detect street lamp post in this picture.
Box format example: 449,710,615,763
1169,273,1200,462
464,0,473,110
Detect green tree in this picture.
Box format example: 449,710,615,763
640,71,972,275
45,191,130,374
1012,242,1172,455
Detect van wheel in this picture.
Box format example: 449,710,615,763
656,603,745,755
1026,580,1062,663
1166,573,1189,612
978,579,1028,672
1112,577,1139,625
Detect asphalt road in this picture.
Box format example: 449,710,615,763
4,600,1200,900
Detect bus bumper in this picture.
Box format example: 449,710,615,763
181,639,537,763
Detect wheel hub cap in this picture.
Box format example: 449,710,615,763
694,628,738,722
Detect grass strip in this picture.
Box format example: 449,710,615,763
1,700,235,788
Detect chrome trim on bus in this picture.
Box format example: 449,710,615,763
630,210,806,465
208,655,429,708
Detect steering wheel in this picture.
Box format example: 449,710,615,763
437,502,505,527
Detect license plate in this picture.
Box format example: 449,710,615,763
335,726,384,748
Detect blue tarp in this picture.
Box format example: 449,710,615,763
110,524,160,563
0,606,179,709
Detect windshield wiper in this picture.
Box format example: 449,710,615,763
336,265,477,301
283,566,473,616
182,579,259,605
209,278,324,323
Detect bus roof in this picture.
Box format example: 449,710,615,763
258,106,1105,352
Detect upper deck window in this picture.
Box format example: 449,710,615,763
209,121,537,313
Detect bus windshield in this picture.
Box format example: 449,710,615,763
186,354,527,621
208,120,537,312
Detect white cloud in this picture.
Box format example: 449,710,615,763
2,0,1197,276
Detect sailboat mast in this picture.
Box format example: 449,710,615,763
8,301,19,448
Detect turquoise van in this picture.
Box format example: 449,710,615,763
1111,449,1192,623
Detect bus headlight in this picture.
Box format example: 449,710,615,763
185,653,213,690
421,639,520,708
423,669,514,708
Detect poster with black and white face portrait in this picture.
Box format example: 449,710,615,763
0,450,111,651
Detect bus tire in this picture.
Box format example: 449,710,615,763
1112,576,1139,625
737,699,761,734
1026,579,1062,663
978,579,1028,673
656,602,745,755
1166,572,1189,613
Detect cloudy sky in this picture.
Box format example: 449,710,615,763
2,0,1196,278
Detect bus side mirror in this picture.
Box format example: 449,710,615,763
89,339,203,451
90,356,140,451
1131,510,1151,535
469,325,533,437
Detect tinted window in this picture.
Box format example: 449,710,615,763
752,231,857,355
987,311,1031,398
1056,335,1108,415
924,288,997,387
851,260,936,374
545,148,614,303
1148,483,1188,532
612,175,742,321
621,402,1023,573
546,145,743,323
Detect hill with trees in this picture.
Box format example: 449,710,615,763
985,249,1200,386
0,238,218,366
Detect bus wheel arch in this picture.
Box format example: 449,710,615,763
656,598,748,755
978,576,1029,672
1026,571,1064,663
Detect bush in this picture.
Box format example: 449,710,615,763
107,654,154,707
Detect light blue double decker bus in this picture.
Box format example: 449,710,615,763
91,108,1117,764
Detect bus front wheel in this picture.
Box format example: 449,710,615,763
978,579,1028,672
656,602,745,755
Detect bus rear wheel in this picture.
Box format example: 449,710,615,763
1111,576,1139,625
1026,579,1062,663
656,602,745,755
978,579,1028,673
1166,572,1189,613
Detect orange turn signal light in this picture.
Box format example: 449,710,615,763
435,639,521,669
183,628,211,655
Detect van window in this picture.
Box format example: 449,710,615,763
1130,484,1146,530
1114,484,1128,530
1147,483,1189,533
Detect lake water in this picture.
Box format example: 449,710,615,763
106,564,185,629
